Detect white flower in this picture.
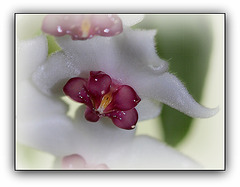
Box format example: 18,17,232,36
16,14,217,169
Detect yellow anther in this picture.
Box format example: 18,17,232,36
97,92,113,114
81,19,91,37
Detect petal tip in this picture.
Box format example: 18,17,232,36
200,105,219,118
185,105,219,118
119,14,144,26
147,73,219,119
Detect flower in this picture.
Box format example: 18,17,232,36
42,14,123,40
41,14,145,40
62,154,109,169
16,14,218,169
32,28,218,120
63,71,141,129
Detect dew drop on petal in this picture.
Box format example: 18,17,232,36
57,26,63,33
104,28,110,33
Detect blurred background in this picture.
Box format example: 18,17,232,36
16,14,224,170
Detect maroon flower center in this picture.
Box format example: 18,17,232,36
63,71,141,130
42,14,123,40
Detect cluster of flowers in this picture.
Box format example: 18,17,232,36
17,14,217,169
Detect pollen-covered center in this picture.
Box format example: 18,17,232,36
97,92,113,114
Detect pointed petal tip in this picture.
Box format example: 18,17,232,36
196,105,219,118
177,101,219,119
180,104,219,119
144,73,219,119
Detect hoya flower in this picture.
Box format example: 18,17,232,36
61,154,109,169
42,14,144,40
63,71,141,129
16,14,218,169
32,29,218,123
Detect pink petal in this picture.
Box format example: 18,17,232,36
87,71,112,108
106,85,141,112
42,14,123,40
84,106,100,122
91,14,123,37
63,77,92,107
42,15,68,37
62,154,86,169
62,154,109,170
106,108,138,130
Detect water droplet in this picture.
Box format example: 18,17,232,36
95,78,98,81
131,125,135,129
104,28,110,33
57,26,63,33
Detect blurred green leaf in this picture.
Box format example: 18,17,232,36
16,15,44,40
135,15,213,146
47,35,61,55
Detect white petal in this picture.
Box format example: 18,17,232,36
17,81,76,155
17,113,77,156
136,99,162,121
136,72,218,118
18,93,135,159
34,29,168,96
56,29,168,75
118,14,144,26
32,51,81,95
17,81,68,120
111,28,168,74
55,36,114,73
17,81,82,156
104,136,201,169
72,106,136,164
17,35,48,83
63,30,165,74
